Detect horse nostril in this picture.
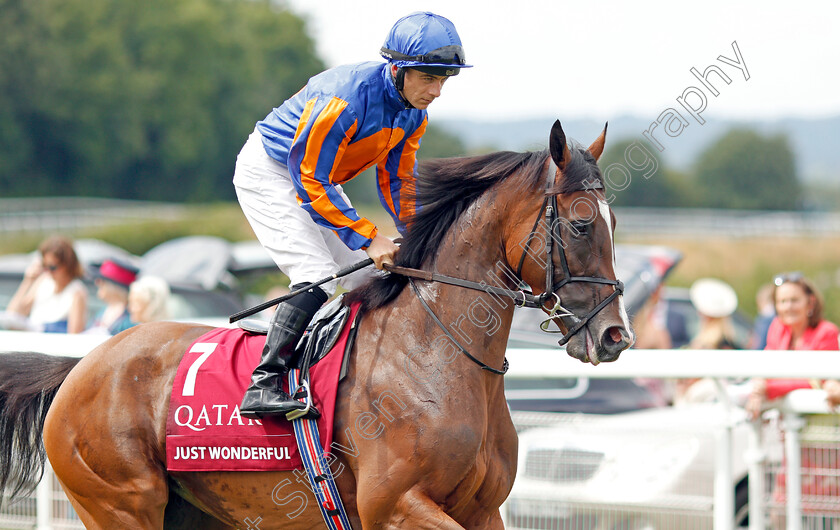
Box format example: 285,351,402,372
608,326,625,344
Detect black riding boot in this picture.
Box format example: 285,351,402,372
239,284,327,419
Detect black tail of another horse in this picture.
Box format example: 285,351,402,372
0,352,80,504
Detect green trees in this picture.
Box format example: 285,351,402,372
598,128,802,210
599,139,686,208
0,0,323,200
0,0,805,211
692,128,801,210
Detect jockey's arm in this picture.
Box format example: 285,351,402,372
287,97,379,251
376,117,428,234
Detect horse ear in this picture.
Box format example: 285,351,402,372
587,122,608,162
549,120,571,171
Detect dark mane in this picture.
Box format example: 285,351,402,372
346,150,546,311
347,145,601,311
555,147,604,194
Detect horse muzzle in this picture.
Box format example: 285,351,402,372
564,323,633,365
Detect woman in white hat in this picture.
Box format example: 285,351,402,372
675,278,739,405
688,277,739,350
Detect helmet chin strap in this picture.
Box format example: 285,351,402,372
391,67,415,109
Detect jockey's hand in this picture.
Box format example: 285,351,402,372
366,234,399,270
825,380,840,409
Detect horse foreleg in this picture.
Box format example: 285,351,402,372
357,486,465,529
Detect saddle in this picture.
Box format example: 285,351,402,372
238,294,361,382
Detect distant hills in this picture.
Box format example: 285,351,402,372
437,115,840,184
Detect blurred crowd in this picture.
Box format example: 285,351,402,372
633,271,840,410
2,235,171,336
632,268,840,521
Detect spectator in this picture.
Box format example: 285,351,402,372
675,278,739,405
128,276,171,323
6,235,88,333
687,278,739,350
746,272,840,525
86,259,138,335
749,282,776,350
826,379,840,409
747,272,839,417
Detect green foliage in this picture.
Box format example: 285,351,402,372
417,123,467,159
598,138,688,207
692,128,801,209
0,0,323,201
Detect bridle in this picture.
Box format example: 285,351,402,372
389,154,625,374
515,156,624,346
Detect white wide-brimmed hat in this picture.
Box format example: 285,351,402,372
689,278,738,318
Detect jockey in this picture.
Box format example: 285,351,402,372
233,12,471,418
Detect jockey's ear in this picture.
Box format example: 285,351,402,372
549,120,571,172
587,123,608,162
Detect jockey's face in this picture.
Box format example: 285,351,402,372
394,66,448,110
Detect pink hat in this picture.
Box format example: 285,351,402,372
92,259,138,288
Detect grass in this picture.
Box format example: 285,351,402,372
620,234,840,323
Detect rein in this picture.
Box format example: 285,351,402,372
394,155,624,375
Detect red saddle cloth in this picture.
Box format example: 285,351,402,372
166,306,358,472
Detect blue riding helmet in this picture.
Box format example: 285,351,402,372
380,12,472,78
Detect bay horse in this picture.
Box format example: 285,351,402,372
0,121,632,529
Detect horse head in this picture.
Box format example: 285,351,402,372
507,120,633,365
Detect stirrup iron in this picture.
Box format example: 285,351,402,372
285,378,313,421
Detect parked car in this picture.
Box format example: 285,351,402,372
504,404,751,529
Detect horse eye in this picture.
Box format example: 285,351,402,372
569,221,589,236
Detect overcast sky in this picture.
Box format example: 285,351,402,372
284,0,840,123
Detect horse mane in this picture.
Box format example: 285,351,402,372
555,145,604,195
347,145,601,311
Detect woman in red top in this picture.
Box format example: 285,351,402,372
746,273,840,521
747,272,839,415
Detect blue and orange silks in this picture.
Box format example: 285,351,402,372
257,62,427,251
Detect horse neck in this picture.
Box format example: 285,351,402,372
413,186,527,372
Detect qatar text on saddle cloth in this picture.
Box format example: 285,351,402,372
165,318,353,472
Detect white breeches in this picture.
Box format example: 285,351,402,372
233,128,376,296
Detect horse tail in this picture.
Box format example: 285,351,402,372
0,352,81,503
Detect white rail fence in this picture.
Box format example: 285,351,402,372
4,199,840,238
612,207,840,238
1,333,839,529
0,198,185,234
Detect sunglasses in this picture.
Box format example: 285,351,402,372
774,271,804,286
